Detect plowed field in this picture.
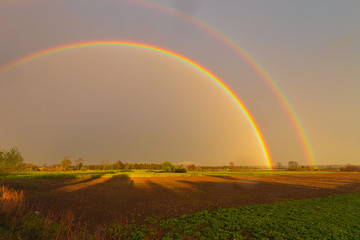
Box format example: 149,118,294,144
4,173,360,227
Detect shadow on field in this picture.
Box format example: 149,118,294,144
4,173,360,228
54,172,109,189
207,175,240,180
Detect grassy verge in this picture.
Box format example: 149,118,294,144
1,183,359,239
0,169,335,180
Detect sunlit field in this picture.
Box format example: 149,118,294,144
1,170,360,239
2,1,360,239
0,169,333,180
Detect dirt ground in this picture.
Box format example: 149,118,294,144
3,173,360,227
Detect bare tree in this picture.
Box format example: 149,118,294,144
288,161,299,171
75,157,84,170
229,162,235,171
101,160,109,171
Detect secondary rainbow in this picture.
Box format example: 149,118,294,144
127,0,316,165
0,40,273,168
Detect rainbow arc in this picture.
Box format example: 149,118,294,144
0,0,316,166
0,40,274,168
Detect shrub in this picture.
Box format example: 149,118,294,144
187,164,197,171
0,185,25,216
80,166,88,171
298,165,312,171
55,165,62,171
24,165,40,172
340,164,360,172
161,162,186,173
39,167,48,171
174,166,187,173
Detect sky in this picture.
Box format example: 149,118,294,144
0,0,359,167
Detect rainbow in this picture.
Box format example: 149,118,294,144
0,40,273,168
0,0,316,166
127,0,316,165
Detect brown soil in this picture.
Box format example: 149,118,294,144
3,173,360,227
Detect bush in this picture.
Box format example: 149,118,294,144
340,164,360,172
55,165,62,171
80,166,88,171
298,165,312,171
174,166,187,173
187,164,197,171
39,167,48,171
161,162,187,173
24,165,40,172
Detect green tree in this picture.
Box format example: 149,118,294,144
61,156,72,171
113,160,124,170
0,146,24,172
162,161,175,172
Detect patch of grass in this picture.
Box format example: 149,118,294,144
0,170,130,180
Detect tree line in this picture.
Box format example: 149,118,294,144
1,146,360,173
